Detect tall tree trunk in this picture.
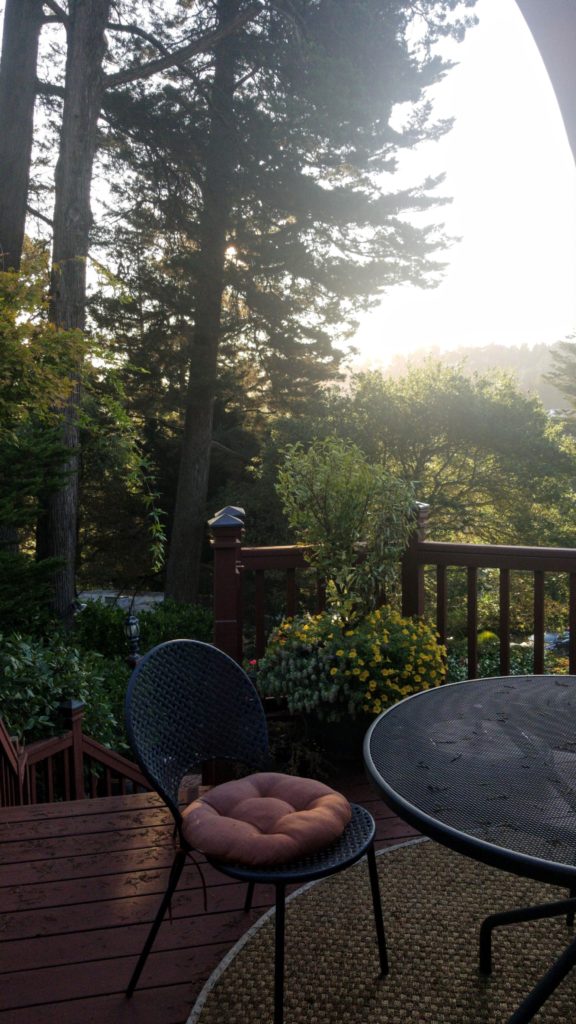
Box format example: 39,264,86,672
41,0,110,623
165,0,239,603
0,0,44,555
0,0,43,271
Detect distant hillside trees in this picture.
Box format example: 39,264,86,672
385,342,570,411
240,363,576,550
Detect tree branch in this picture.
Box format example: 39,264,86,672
42,0,68,24
27,205,54,228
36,78,66,99
105,22,172,58
105,2,264,89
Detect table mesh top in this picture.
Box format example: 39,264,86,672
365,675,576,880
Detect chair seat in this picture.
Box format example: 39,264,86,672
181,772,352,866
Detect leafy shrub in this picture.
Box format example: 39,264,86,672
446,636,568,682
72,601,127,658
138,599,213,652
0,633,129,750
0,601,213,757
258,608,446,723
0,551,61,636
276,437,414,622
72,597,213,659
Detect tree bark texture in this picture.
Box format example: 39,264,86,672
43,0,110,622
0,0,43,270
165,0,239,602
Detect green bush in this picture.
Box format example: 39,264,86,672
0,632,129,750
72,598,213,659
138,599,213,652
0,551,61,636
72,601,127,658
0,600,214,757
445,637,568,682
258,607,446,723
275,437,414,622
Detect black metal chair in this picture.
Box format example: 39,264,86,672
124,639,388,1024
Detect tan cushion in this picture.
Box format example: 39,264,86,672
181,772,352,866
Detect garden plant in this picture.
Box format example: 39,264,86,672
257,438,447,755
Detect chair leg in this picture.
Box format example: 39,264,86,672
273,883,287,1024
244,881,255,912
366,842,389,977
126,848,187,997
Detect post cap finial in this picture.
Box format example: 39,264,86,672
208,512,244,529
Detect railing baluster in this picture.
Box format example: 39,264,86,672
467,567,478,678
533,570,545,673
255,570,266,659
63,750,71,800
499,568,510,676
47,756,54,803
565,574,576,674
436,565,447,645
286,568,297,618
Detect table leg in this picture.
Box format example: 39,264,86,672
479,896,576,974
505,930,576,1024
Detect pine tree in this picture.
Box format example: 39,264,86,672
93,0,478,600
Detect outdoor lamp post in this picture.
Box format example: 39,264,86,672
124,614,141,668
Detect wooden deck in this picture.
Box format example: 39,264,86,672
0,774,419,1024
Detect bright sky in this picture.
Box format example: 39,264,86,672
352,0,576,368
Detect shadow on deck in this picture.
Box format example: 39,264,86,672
0,776,419,1024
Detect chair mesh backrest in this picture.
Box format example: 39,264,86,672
125,640,269,818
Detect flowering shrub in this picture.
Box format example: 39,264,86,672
258,608,446,722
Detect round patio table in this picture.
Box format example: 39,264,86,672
363,674,576,1024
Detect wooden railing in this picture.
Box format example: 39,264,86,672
0,700,150,807
210,503,576,677
401,504,576,678
210,507,325,661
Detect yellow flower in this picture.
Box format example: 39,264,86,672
330,667,338,676
336,649,345,657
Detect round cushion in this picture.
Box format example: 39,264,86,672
181,772,352,867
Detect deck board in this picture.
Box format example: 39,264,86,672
0,774,418,1022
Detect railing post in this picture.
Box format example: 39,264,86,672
401,502,430,618
60,699,86,800
209,507,245,662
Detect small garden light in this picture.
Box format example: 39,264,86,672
124,614,141,667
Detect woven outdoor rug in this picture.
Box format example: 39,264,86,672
188,837,576,1024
